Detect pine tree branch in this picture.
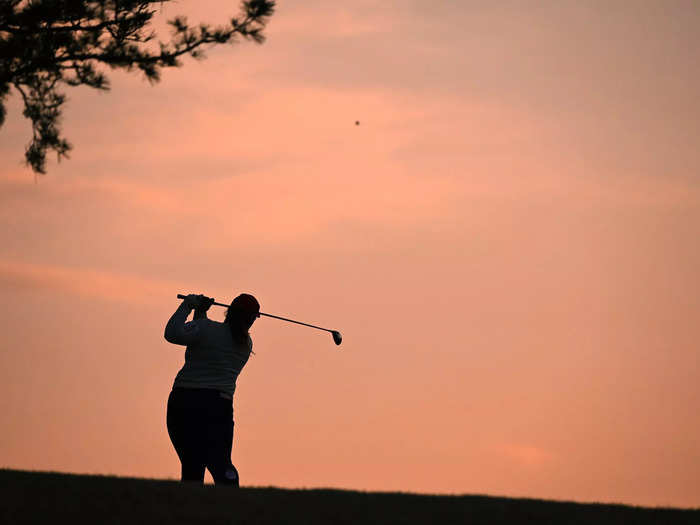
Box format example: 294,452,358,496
0,0,276,175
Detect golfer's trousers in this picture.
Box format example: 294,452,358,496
166,387,239,486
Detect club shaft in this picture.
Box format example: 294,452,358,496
257,312,335,334
205,298,333,334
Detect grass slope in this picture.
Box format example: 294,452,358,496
1,469,697,524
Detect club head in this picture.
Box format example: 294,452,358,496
331,331,342,346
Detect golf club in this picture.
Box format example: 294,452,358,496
176,294,342,346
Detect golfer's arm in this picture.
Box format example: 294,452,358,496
164,302,199,345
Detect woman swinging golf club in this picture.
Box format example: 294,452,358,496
164,292,260,486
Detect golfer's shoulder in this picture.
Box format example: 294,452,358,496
186,317,216,333
202,318,222,331
206,318,230,335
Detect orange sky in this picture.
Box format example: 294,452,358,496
1,0,699,508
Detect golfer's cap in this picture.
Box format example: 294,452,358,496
232,293,260,313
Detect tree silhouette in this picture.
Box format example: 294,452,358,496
0,0,275,175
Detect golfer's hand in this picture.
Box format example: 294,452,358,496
196,295,215,312
183,294,214,310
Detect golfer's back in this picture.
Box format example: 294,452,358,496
170,318,252,397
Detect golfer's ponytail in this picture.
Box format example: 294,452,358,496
225,294,260,354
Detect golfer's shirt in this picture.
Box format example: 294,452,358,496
164,302,252,398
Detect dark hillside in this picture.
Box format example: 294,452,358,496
1,469,697,524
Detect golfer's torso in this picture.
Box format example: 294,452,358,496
173,320,251,396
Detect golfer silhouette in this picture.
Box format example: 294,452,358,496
164,292,260,486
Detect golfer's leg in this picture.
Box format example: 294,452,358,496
207,398,238,486
167,389,206,484
181,461,206,483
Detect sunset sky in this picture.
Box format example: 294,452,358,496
1,0,699,508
